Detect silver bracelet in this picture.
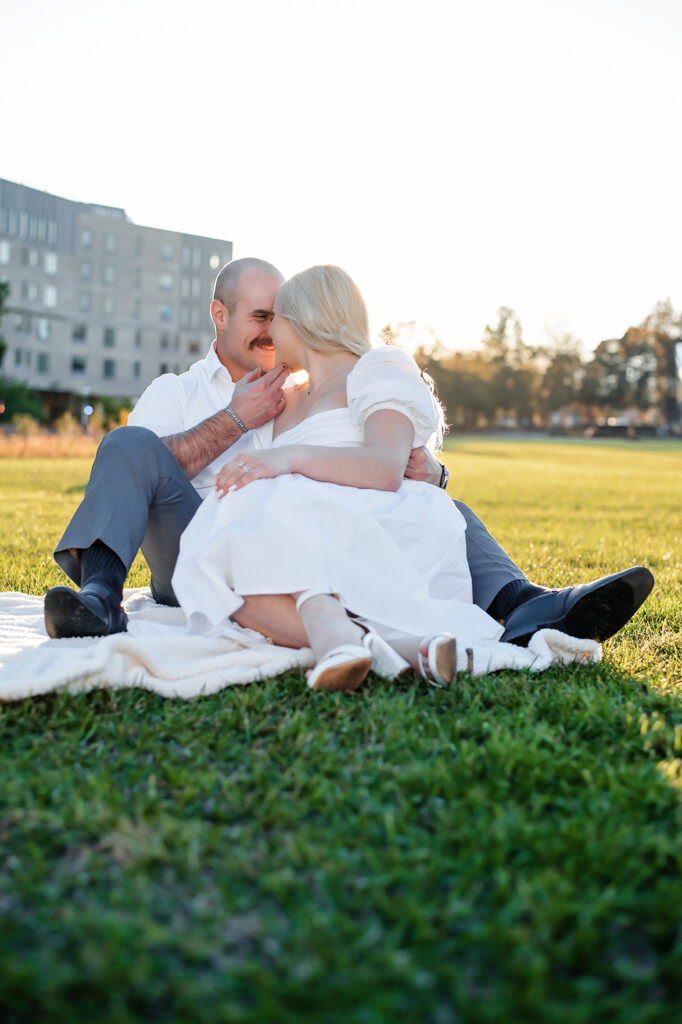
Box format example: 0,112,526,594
438,464,449,489
223,405,248,434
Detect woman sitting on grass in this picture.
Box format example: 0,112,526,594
171,265,503,692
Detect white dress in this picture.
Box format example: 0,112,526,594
172,348,502,648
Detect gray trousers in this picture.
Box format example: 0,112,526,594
54,426,525,610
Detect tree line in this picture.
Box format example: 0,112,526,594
1,281,680,432
384,301,682,434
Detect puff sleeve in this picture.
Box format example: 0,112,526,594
346,347,443,449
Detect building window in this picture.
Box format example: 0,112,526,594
43,285,57,307
103,359,116,379
159,303,173,323
103,327,116,348
72,325,87,342
192,246,201,270
80,260,92,282
14,349,22,366
14,314,32,334
29,215,38,242
37,218,47,243
0,207,7,234
19,212,28,239
188,339,201,355
159,272,173,292
0,240,9,264
209,253,220,269
190,307,200,329
36,318,50,341
37,353,50,374
160,241,174,261
159,363,169,374
181,245,191,269
134,329,142,349
135,236,143,256
133,360,141,378
159,333,170,350
47,221,58,247
191,277,200,298
8,210,18,236
103,295,116,316
180,306,190,329
44,251,58,275
103,263,116,285
104,232,117,254
80,292,92,313
81,227,93,249
71,356,87,374
22,248,39,268
22,281,39,302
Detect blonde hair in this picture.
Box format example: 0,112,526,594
274,265,371,356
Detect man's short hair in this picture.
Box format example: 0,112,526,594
213,258,283,313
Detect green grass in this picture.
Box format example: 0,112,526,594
0,442,681,1024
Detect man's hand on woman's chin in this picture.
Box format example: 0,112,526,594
404,446,445,488
230,363,290,430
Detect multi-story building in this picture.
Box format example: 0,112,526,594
0,178,232,407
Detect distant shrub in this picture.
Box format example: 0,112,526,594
99,396,133,429
54,412,81,437
86,404,107,439
0,376,45,422
0,431,98,456
11,413,42,437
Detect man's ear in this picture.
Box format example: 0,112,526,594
210,299,228,333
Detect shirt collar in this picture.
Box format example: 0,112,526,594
204,341,235,383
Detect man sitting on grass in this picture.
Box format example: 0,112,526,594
44,257,654,646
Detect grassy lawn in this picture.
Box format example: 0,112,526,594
0,440,680,1023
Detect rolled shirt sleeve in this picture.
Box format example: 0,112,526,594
127,374,188,437
125,346,241,497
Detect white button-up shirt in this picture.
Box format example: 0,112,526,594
128,343,251,498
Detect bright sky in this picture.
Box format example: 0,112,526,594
3,0,681,354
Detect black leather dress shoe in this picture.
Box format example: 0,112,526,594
44,582,128,639
500,566,654,647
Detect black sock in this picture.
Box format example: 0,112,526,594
487,579,549,621
80,541,127,605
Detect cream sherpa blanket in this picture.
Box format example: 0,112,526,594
0,588,601,701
